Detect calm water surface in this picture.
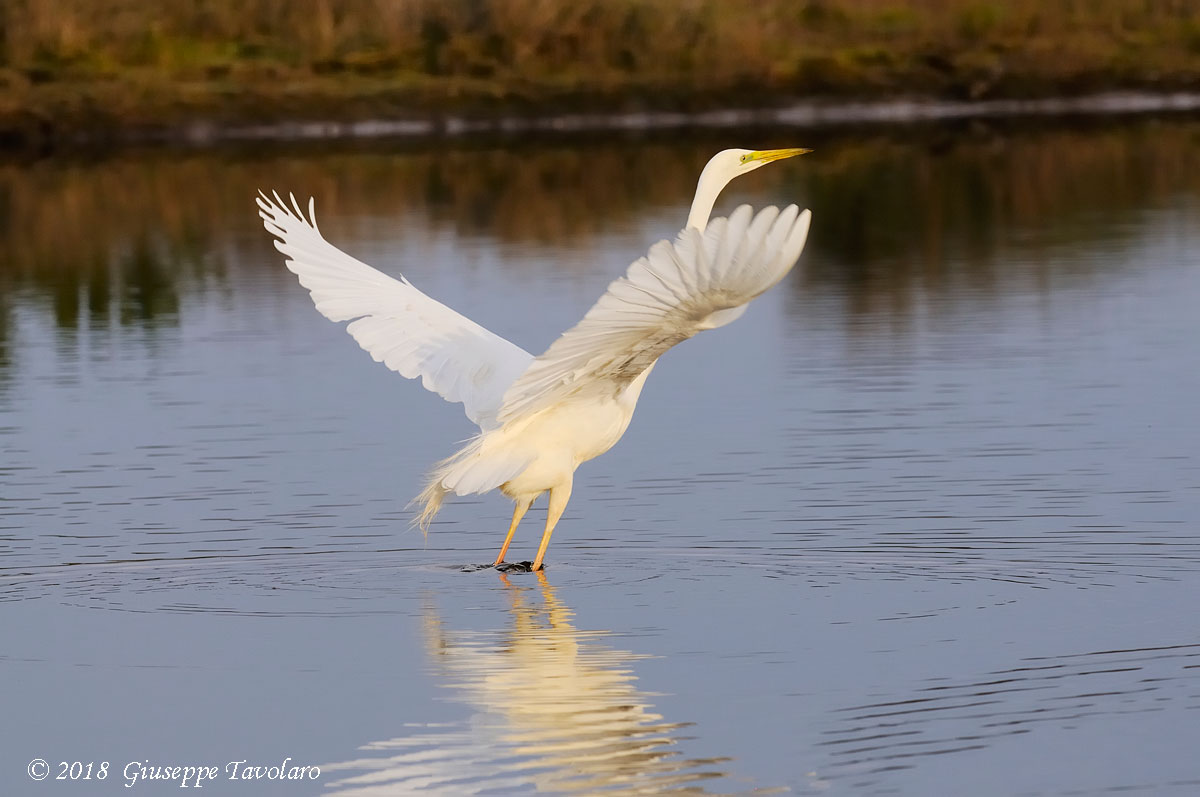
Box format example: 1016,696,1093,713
2,121,1199,795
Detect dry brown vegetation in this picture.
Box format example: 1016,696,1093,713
2,1,1200,144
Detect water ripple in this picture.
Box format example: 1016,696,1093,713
815,642,1200,788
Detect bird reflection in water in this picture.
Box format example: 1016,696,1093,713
322,572,746,795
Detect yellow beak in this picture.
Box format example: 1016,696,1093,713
748,147,812,164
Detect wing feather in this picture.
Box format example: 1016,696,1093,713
497,204,812,424
258,192,533,430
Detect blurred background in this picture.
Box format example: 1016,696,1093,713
2,0,1200,145
3,4,1200,795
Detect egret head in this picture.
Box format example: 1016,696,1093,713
687,148,811,231
700,147,811,185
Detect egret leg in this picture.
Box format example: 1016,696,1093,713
532,480,572,571
494,495,533,566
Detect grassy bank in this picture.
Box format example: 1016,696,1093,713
3,0,1200,147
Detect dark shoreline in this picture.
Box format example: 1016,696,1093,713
6,90,1200,156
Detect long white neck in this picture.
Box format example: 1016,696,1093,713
685,160,738,232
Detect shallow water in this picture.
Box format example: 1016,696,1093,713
2,120,1199,795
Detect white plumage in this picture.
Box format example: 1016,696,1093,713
259,192,533,430
258,147,812,569
497,204,810,424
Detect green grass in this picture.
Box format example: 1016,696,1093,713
3,0,1200,145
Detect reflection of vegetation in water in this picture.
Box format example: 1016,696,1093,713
807,124,1200,265
2,120,1198,364
0,298,9,386
794,121,1200,319
322,572,735,794
0,144,700,268
408,145,701,243
0,160,223,333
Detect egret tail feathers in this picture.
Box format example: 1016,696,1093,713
411,436,534,532
412,480,448,534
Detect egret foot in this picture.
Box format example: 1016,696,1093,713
495,560,537,573
457,563,500,572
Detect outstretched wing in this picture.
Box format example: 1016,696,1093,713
497,204,811,424
257,192,534,430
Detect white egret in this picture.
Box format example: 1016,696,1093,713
257,147,811,570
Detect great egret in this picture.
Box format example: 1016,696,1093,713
258,147,811,570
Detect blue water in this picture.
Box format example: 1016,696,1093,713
2,124,1199,794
